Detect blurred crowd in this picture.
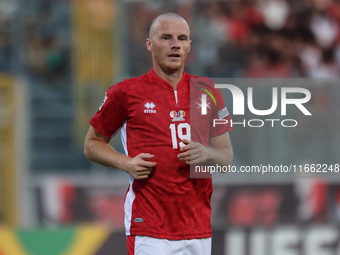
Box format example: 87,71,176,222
0,0,71,82
128,0,340,78
0,0,14,72
2,0,340,79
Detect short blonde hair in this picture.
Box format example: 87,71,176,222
148,13,189,40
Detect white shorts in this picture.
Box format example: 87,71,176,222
127,235,211,255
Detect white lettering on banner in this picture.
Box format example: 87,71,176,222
225,225,338,255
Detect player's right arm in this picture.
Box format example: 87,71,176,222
84,126,156,180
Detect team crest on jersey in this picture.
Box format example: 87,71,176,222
144,102,156,113
99,92,108,111
170,110,186,122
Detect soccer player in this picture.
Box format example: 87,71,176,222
84,13,233,255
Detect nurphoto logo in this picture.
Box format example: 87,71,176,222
199,84,312,128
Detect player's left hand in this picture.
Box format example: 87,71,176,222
177,139,210,165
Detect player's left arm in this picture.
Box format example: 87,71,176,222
177,132,233,166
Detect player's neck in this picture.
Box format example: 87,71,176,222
153,65,184,90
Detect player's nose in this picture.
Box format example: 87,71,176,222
170,38,180,49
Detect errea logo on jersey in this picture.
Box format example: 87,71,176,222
144,102,156,113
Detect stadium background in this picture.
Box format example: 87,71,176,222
1,0,340,254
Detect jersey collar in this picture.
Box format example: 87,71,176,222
148,68,189,91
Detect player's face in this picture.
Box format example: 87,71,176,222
147,17,191,73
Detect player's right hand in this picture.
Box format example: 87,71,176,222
125,153,156,180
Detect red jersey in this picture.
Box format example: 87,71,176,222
90,69,233,240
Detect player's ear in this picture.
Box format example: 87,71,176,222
146,38,153,52
188,39,192,53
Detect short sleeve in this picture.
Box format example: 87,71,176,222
209,87,233,137
89,82,128,138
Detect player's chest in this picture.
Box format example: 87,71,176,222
127,89,191,125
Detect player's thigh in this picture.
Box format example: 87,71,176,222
184,237,211,255
127,236,179,255
127,236,211,255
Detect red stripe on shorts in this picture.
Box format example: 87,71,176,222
127,235,136,255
